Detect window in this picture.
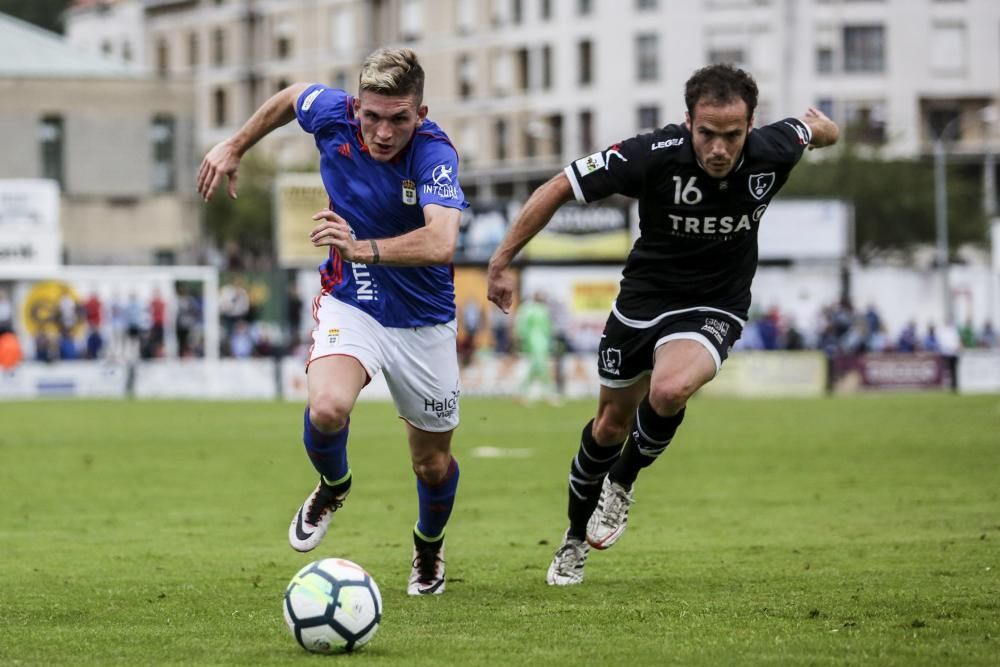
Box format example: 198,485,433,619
930,22,966,73
212,28,226,67
39,115,64,187
928,108,960,140
188,32,198,67
331,8,354,55
491,50,512,95
578,0,593,15
332,70,348,90
548,114,563,157
511,0,523,24
275,35,292,60
817,98,834,120
155,38,169,77
213,87,228,127
541,45,553,90
457,0,477,33
458,54,475,98
541,0,553,20
816,46,833,73
515,47,530,91
636,33,658,81
523,124,536,158
637,0,657,8
579,109,594,152
122,41,132,63
578,39,593,85
637,105,660,130
844,100,886,144
101,40,112,56
400,0,423,40
151,115,176,193
494,119,508,161
708,48,745,66
843,25,884,73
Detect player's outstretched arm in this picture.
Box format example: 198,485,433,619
197,82,311,201
487,173,574,313
801,106,840,149
309,204,461,267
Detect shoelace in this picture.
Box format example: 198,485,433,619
556,541,586,571
413,543,442,584
600,487,634,527
304,489,344,526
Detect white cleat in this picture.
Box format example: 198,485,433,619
546,530,590,586
408,534,446,595
288,479,349,552
586,477,634,550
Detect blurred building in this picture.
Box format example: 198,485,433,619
0,11,199,265
64,0,1000,203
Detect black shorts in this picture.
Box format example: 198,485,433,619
597,307,744,387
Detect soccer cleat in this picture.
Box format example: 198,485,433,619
546,530,590,586
408,532,446,596
288,477,350,552
586,477,634,550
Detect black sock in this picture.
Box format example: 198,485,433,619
609,398,685,489
567,419,622,539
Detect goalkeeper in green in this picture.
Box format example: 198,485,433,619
515,292,557,403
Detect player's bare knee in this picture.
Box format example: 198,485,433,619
412,455,450,485
648,382,691,416
592,414,630,447
308,399,350,432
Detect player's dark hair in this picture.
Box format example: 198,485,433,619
359,48,425,103
684,64,758,120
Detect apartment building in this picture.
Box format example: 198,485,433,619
65,0,1000,202
0,11,199,265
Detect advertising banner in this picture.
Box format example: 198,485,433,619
700,351,827,397
957,350,1000,394
274,174,330,269
0,179,61,268
521,203,630,261
830,353,951,393
0,361,128,399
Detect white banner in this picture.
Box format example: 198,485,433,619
135,359,277,399
957,350,1000,394
0,180,61,268
0,361,128,399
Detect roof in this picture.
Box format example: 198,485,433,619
0,11,139,78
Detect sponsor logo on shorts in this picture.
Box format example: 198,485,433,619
327,328,340,344
424,389,460,419
700,318,730,345
402,179,417,205
600,347,622,375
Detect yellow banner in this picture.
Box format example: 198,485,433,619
275,174,330,268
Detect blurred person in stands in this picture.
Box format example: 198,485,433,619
978,321,997,349
488,63,838,585
0,328,21,370
198,47,467,596
457,297,483,366
0,289,14,335
83,292,102,330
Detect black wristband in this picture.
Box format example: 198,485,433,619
369,239,380,264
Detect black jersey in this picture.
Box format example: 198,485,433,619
564,118,811,321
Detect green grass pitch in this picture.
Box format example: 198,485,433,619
1,395,998,665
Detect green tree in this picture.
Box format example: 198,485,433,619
784,142,987,263
0,0,73,33
203,154,276,262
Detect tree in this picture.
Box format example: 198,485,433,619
0,0,73,33
783,142,987,263
203,154,276,267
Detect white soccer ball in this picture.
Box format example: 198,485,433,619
283,558,382,654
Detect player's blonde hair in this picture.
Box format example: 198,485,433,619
359,48,424,102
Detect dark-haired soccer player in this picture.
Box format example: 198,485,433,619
198,48,466,596
487,64,839,585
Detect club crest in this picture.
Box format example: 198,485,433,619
748,172,776,200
